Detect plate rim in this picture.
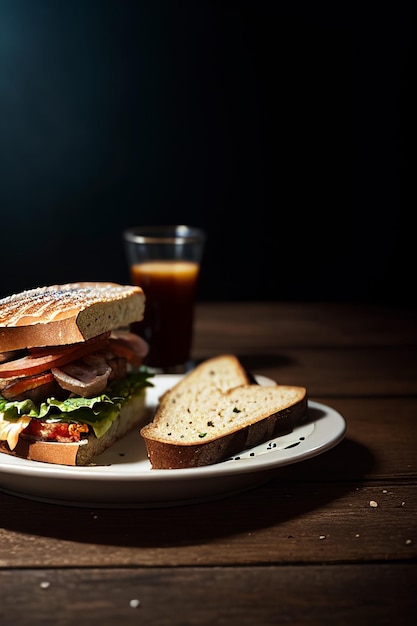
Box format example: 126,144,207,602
0,375,347,506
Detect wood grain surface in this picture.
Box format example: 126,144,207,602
1,302,416,625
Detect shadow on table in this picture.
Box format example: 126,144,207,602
1,437,374,548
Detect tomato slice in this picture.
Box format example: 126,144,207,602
1,372,54,398
0,336,110,378
22,420,89,442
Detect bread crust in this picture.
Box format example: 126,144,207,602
142,398,307,469
0,391,151,466
0,282,145,351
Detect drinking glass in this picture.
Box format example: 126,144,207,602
123,225,206,373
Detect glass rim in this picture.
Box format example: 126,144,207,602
123,225,206,245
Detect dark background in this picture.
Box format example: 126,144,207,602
0,0,415,307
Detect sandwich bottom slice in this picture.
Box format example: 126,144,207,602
141,357,308,469
0,370,154,466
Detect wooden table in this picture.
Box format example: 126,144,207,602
1,302,416,625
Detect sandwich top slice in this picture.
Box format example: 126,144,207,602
0,282,154,466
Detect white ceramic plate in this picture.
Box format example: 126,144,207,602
0,374,346,508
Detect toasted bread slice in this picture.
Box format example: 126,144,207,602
0,282,145,351
141,356,307,469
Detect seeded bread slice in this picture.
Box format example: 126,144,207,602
141,358,307,469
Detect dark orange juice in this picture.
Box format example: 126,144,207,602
130,260,200,370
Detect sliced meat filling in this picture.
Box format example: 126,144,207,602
52,352,112,398
0,330,148,402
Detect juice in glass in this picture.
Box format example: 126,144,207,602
130,260,200,370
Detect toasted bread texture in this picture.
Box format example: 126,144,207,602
141,356,307,469
0,282,145,351
0,390,151,466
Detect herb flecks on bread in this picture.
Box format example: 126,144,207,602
141,355,307,469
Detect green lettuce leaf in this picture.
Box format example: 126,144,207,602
0,368,154,439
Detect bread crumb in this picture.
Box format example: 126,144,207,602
40,581,50,589
405,539,412,545
130,599,140,608
355,533,360,538
369,500,378,507
319,535,326,540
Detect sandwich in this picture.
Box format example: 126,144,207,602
0,282,154,466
